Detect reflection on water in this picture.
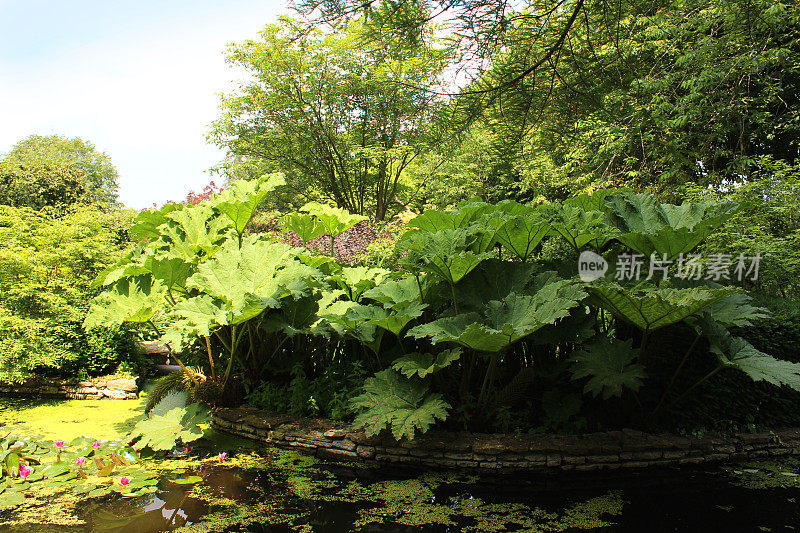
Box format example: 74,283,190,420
5,445,800,532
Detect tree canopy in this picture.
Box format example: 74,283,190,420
0,135,119,211
209,17,448,220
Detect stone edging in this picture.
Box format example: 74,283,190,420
213,405,800,472
0,377,139,400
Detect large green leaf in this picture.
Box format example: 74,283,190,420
161,295,229,350
571,338,646,399
407,202,488,232
164,205,223,253
456,260,539,312
701,293,769,327
399,229,487,285
278,212,327,243
127,404,208,451
318,300,385,350
586,282,737,332
604,192,737,260
492,215,551,261
719,338,800,390
213,173,285,235
369,301,426,336
392,349,462,378
147,257,193,291
84,277,166,329
300,201,366,237
700,315,800,391
409,279,585,352
351,370,450,441
363,276,423,308
185,238,315,323
331,266,392,302
563,188,629,212
128,203,181,242
548,204,618,251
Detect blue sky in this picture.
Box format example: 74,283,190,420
0,0,287,208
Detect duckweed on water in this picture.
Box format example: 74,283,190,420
726,457,800,489
5,398,800,531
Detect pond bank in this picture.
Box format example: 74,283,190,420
0,376,140,400
213,405,800,473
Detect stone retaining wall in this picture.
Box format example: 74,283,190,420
0,377,139,400
213,405,800,472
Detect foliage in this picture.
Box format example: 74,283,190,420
351,369,450,440
0,204,139,381
393,349,462,379
586,283,737,333
88,181,799,438
144,368,221,413
571,338,646,399
245,360,366,421
0,433,157,508
127,403,209,451
699,315,800,390
409,282,585,353
0,134,119,211
209,17,448,220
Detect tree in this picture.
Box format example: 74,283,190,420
0,135,119,211
296,0,800,202
209,17,448,221
478,0,800,198
0,204,137,381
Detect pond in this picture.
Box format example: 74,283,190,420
2,397,800,532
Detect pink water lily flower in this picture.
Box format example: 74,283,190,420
54,440,64,448
120,476,131,486
92,441,101,449
76,457,86,466
218,452,228,462
18,464,31,478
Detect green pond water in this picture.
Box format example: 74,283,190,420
2,397,800,532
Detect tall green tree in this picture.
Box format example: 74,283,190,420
209,17,448,220
463,0,800,199
0,204,137,381
0,135,119,210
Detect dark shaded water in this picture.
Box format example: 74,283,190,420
5,447,800,532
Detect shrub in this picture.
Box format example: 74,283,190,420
89,185,800,439
0,204,140,381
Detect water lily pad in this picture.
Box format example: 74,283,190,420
171,475,203,485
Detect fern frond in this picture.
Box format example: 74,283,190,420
145,368,206,413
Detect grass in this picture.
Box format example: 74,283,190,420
0,390,148,441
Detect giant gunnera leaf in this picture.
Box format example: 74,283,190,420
300,201,367,237
392,349,462,378
398,228,488,286
212,173,286,235
571,338,646,399
186,237,318,324
84,277,166,329
351,370,450,441
127,403,208,451
604,192,737,260
586,282,737,333
278,212,327,243
699,315,800,391
492,215,551,262
409,278,586,353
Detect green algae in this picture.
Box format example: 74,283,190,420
330,473,626,532
726,458,800,489
0,395,147,441
8,398,799,532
